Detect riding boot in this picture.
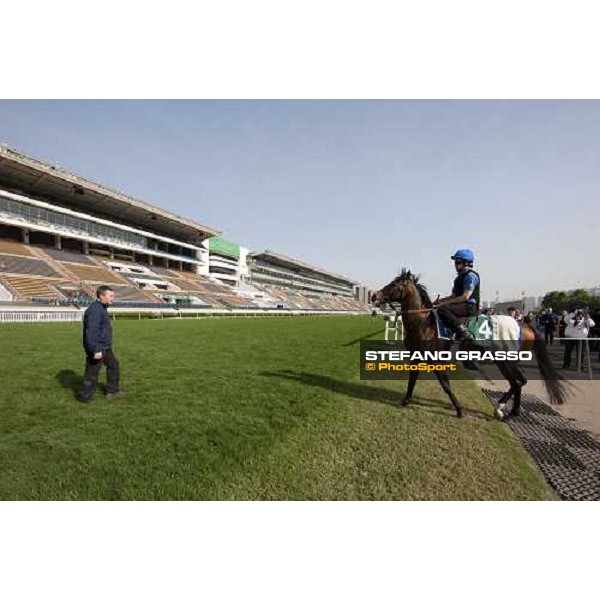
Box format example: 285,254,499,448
455,325,477,370
454,324,474,341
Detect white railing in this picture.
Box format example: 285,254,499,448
0,306,370,324
0,310,83,323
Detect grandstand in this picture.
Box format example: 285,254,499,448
247,250,367,311
0,143,369,317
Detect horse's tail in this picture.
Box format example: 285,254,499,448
529,325,570,405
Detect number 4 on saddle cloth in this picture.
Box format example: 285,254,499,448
435,312,520,344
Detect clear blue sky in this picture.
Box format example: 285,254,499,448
1,100,598,300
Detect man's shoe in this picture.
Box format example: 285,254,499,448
77,395,94,404
106,391,122,401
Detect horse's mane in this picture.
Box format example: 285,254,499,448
399,268,432,307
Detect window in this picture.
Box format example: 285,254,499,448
0,196,148,248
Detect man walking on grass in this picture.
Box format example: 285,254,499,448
77,285,121,403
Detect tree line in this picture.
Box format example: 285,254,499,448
541,289,600,312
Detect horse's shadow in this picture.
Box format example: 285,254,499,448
260,369,493,420
341,329,384,347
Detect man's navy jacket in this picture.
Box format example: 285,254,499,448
82,300,113,354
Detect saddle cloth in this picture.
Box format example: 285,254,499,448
435,312,520,345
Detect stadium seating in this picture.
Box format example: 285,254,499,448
2,275,63,300
109,284,163,303
0,237,369,312
42,247,96,265
0,281,12,301
66,264,125,284
0,239,35,257
0,253,61,278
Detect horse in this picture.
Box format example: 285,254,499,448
371,269,569,419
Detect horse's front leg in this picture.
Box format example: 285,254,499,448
403,369,420,405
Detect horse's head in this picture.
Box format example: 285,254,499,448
372,269,421,308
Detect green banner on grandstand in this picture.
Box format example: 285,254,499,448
208,236,240,259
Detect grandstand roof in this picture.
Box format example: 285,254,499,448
249,250,359,285
0,143,220,244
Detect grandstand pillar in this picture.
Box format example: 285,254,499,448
165,259,170,269
21,228,30,244
83,241,90,255
55,235,62,250
109,248,115,259
148,254,153,266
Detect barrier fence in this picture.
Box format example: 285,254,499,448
0,308,368,324
0,311,83,323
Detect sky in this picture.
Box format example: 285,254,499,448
1,100,599,301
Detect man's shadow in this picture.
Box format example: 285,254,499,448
55,369,106,397
260,369,493,420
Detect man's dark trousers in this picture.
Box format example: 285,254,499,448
437,301,474,332
79,348,120,400
562,339,585,370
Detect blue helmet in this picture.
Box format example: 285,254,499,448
451,248,475,262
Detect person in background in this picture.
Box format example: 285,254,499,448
507,306,522,321
535,310,546,336
77,285,121,403
562,308,595,370
558,309,569,345
542,308,558,345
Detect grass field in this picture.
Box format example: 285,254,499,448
0,315,554,500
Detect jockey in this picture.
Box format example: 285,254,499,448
435,248,480,341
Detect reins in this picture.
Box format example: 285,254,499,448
387,302,433,316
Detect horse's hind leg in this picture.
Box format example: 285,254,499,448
494,361,524,420
509,366,527,418
403,369,419,405
435,371,463,418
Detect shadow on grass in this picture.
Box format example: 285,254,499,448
260,369,494,421
56,369,83,394
55,369,109,398
341,329,384,347
261,369,404,406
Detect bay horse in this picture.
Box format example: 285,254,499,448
371,269,568,419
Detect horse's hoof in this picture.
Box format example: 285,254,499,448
401,396,411,406
494,407,505,420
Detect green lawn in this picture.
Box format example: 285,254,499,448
0,315,554,500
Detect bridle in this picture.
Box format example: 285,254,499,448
383,281,434,316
